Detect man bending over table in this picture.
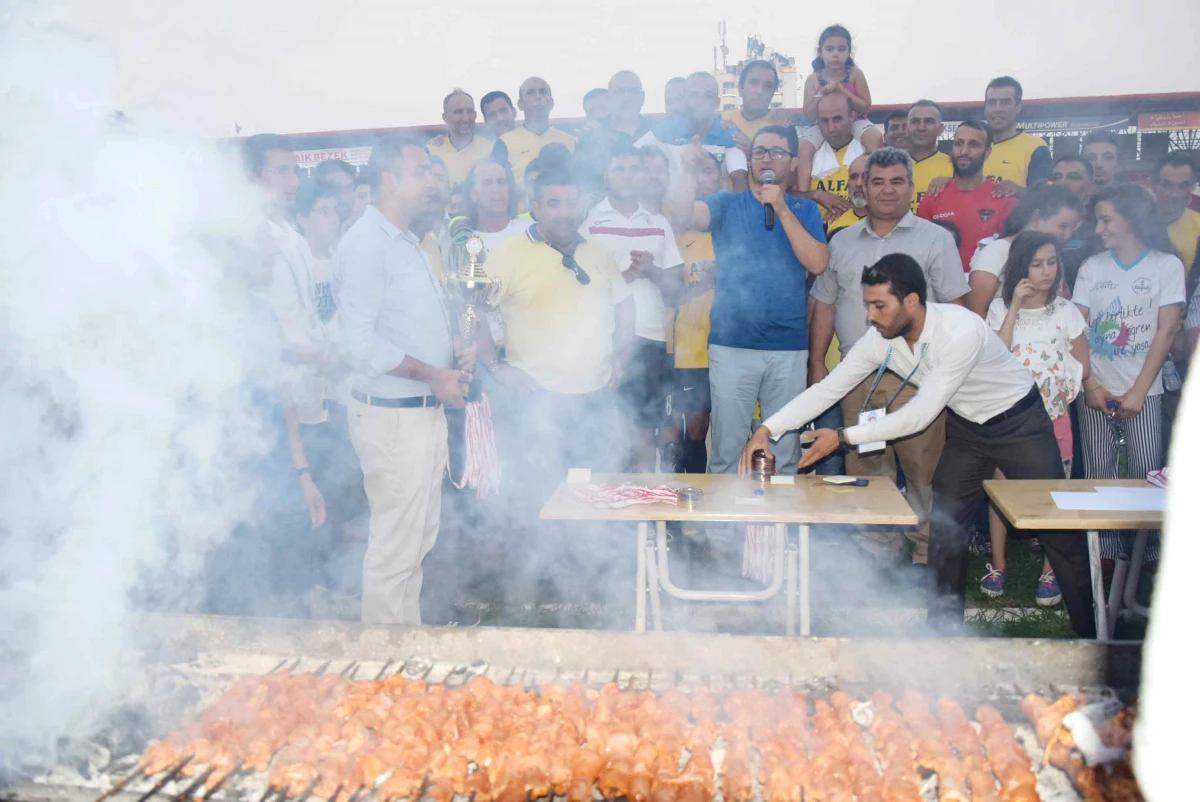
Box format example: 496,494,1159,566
739,253,1096,637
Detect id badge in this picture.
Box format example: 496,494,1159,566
857,409,886,454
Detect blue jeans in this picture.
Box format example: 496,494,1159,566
708,345,808,474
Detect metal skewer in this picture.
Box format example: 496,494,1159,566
172,767,215,802
93,766,146,802
134,756,195,802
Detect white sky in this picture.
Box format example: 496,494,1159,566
59,0,1200,138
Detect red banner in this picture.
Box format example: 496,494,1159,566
294,146,372,168
1137,111,1200,131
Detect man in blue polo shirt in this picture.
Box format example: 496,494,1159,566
637,71,749,194
671,125,829,474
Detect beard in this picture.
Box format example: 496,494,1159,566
952,153,986,178
849,192,868,209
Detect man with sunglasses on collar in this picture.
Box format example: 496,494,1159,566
481,166,635,502
671,125,829,477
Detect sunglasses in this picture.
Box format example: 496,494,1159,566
562,252,591,285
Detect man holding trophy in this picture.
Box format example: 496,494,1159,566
333,135,475,626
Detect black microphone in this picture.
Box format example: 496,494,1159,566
761,169,776,230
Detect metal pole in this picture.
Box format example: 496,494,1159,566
1087,529,1109,641
799,524,811,636
636,522,647,632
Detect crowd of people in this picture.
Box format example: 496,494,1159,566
222,23,1200,638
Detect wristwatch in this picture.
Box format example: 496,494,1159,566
836,428,850,449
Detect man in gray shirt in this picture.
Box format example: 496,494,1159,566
333,135,473,625
808,147,968,567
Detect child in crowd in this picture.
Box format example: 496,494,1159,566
1074,184,1186,564
795,25,884,198
980,232,1090,605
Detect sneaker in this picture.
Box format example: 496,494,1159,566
980,563,1006,597
1037,571,1063,607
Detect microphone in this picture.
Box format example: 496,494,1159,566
761,169,776,230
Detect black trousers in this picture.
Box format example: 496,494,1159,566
928,391,1096,637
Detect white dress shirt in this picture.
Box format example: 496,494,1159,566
762,303,1035,446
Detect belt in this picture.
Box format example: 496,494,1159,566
973,385,1041,427
351,390,441,409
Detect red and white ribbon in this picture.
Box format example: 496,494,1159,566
570,483,680,509
452,392,501,499
742,524,776,584
1146,468,1169,489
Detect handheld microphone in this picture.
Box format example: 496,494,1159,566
761,169,776,230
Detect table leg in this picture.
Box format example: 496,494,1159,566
785,525,797,637
636,522,647,632
1106,556,1128,640
646,523,665,632
1121,529,1151,619
799,524,811,637
1087,529,1109,642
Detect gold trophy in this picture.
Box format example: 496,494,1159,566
445,234,502,347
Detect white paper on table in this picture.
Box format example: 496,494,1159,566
1051,488,1166,512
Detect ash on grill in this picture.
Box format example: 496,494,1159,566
13,658,1143,802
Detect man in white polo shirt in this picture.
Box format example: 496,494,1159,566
582,144,684,470
740,253,1095,637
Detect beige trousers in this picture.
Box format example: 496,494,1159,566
841,372,946,564
347,400,448,625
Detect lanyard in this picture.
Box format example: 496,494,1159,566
860,343,929,416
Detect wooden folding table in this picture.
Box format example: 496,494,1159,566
984,478,1163,641
540,473,918,636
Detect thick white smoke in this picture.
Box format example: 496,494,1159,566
0,5,274,768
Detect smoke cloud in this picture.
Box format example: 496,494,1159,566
0,4,274,772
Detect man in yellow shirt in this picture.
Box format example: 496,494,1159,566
805,93,857,220
721,60,792,152
481,165,634,493
906,99,954,214
827,153,869,236
428,90,493,186
491,77,577,189
1154,152,1200,273
982,76,1050,191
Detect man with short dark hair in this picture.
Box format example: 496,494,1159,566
1082,130,1121,191
1050,154,1094,204
637,72,748,193
244,135,338,427
741,253,1095,637
481,167,635,497
809,147,968,564
1154,152,1199,272
982,76,1051,191
805,92,858,219
314,158,356,222
1051,154,1101,288
671,125,829,474
333,135,472,625
583,88,609,129
430,89,492,186
905,100,953,213
721,59,790,157
575,70,655,196
884,110,909,150
664,77,686,118
480,90,517,139
492,77,577,188
917,120,1017,269
582,146,684,470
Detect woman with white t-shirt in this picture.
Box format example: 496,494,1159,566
966,183,1083,317
980,232,1091,605
1074,184,1186,561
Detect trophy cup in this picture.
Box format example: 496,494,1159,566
445,234,502,350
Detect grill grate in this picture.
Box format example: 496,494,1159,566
0,657,1135,802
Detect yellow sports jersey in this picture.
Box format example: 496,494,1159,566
1168,207,1200,272
722,110,775,189
810,145,851,212
673,232,715,369
430,135,493,186
827,208,867,236
911,151,954,213
984,131,1049,187
497,125,577,185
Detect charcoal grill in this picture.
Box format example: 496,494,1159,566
1,613,1144,802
